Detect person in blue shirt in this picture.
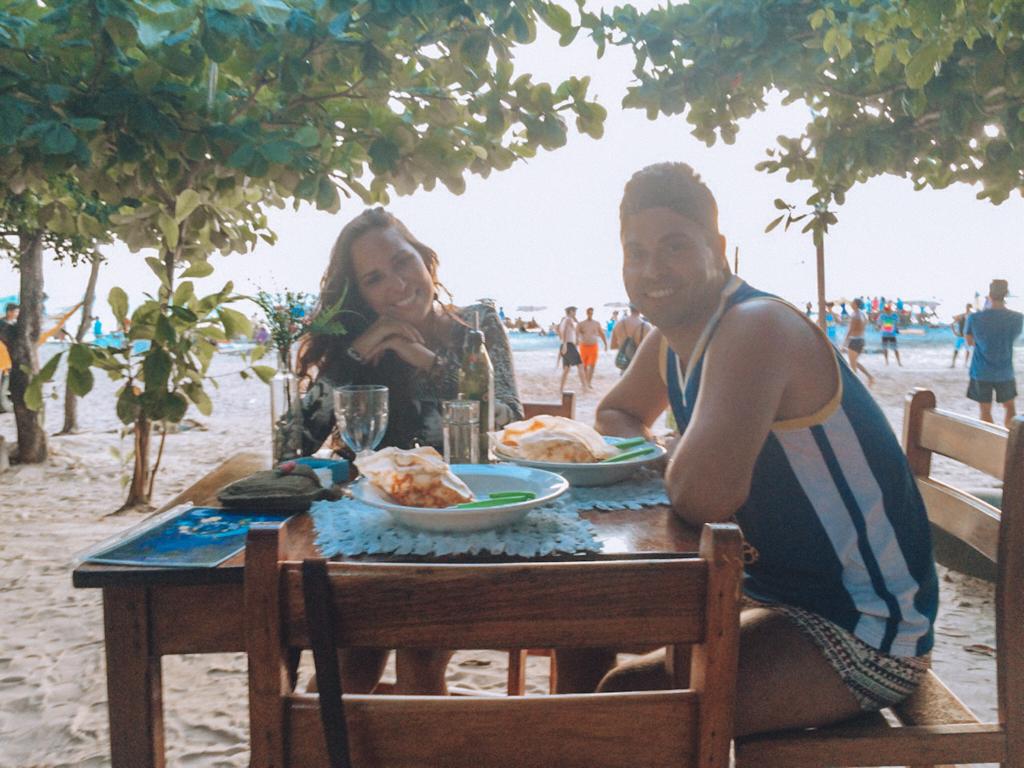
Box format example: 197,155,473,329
558,162,937,738
965,279,1022,428
92,316,103,340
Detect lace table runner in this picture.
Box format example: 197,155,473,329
310,471,669,558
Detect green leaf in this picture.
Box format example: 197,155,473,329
174,189,201,222
68,342,93,369
294,124,319,148
155,314,177,344
116,387,140,424
181,260,214,278
40,122,76,155
906,43,942,89
142,346,173,390
874,43,893,75
251,364,276,384
109,287,129,324
765,214,785,233
68,366,94,396
164,392,189,422
185,383,213,416
158,212,179,249
218,306,251,338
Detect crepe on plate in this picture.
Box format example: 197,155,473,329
355,446,474,508
492,415,619,463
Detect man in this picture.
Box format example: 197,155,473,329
0,302,17,413
556,306,587,393
875,302,902,366
561,163,936,739
576,307,607,389
610,304,649,374
965,279,1022,428
950,303,972,368
843,298,875,386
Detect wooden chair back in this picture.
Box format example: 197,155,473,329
521,391,575,420
734,389,1024,767
245,520,743,768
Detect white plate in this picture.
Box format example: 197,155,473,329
492,437,666,487
347,464,569,532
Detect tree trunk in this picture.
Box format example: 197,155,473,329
8,234,47,463
59,254,101,434
121,416,152,510
816,237,827,333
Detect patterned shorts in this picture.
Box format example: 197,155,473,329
744,598,930,711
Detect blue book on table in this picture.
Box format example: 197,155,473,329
84,506,292,568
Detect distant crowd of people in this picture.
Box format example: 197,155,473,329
550,304,650,393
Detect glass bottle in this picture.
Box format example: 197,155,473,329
270,347,304,465
457,313,494,462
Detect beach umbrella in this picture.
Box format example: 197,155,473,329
514,305,546,312
603,301,631,309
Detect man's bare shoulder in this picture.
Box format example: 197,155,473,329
713,298,819,354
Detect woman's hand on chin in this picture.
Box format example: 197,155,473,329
366,336,437,370
350,318,425,360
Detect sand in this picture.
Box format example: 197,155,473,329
0,340,999,767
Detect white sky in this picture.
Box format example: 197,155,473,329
5,5,1022,327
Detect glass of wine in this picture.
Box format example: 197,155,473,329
332,385,389,459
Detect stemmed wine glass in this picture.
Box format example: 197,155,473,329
332,385,389,459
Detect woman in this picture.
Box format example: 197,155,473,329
296,208,523,694
297,208,522,456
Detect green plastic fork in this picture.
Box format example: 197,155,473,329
454,491,537,509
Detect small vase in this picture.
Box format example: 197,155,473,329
270,347,304,465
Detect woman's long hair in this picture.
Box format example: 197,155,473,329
297,208,444,448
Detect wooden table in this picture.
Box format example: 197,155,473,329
72,451,700,768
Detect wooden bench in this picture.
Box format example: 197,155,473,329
735,389,1023,767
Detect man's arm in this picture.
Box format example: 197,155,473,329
594,328,668,438
599,325,608,350
664,302,798,526
964,314,975,347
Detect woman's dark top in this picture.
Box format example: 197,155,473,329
299,304,522,454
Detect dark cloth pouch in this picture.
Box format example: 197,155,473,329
218,463,339,512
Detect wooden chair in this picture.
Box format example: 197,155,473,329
734,389,1024,768
245,519,743,768
522,390,576,420
509,390,576,695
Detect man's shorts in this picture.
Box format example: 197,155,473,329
954,337,967,350
881,335,898,347
967,378,1017,403
561,342,581,367
578,343,599,367
744,597,929,711
848,338,865,354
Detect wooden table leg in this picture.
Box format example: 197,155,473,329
103,586,165,768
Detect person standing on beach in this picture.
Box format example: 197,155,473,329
965,279,1022,428
557,306,587,392
951,303,972,368
0,302,18,413
843,298,874,386
606,310,619,338
576,307,607,389
610,304,649,374
876,303,902,366
558,162,936,739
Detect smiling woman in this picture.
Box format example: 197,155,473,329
295,208,523,457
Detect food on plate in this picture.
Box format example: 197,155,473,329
355,446,474,508
492,415,619,463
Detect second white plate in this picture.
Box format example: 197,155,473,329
493,436,666,486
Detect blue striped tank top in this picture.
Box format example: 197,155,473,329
664,278,937,657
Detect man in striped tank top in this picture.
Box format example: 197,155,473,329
562,163,937,737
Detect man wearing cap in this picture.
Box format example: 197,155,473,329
965,279,1023,427
556,305,588,393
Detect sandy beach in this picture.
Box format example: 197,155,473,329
0,338,999,767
